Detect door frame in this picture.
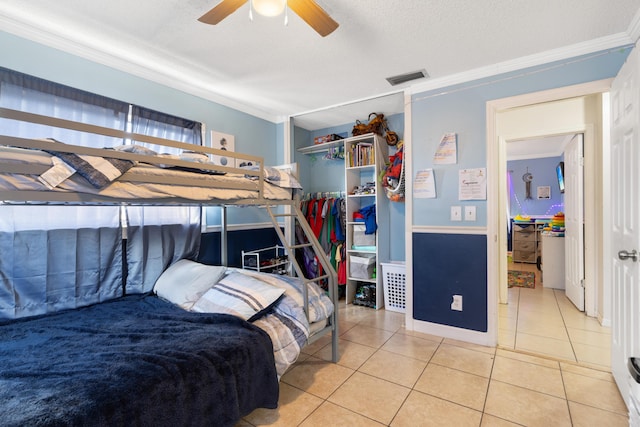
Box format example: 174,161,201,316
486,79,613,343
564,133,586,311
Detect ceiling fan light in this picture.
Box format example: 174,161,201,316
252,0,286,17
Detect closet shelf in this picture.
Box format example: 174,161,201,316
347,276,376,284
297,132,378,156
297,140,343,154
347,248,376,254
346,164,375,170
347,193,376,198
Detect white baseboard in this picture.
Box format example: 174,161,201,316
410,319,496,348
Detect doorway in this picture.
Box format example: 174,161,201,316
500,134,610,367
486,80,613,368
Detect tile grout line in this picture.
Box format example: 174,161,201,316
554,288,580,364
478,344,498,426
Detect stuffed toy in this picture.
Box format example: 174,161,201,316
382,141,403,188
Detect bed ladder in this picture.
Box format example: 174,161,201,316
265,205,339,363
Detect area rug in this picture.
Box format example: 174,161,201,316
508,270,535,288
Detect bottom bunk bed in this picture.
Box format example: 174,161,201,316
0,260,335,427
0,106,340,425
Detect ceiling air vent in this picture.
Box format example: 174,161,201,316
385,69,429,86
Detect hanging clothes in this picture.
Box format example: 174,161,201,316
336,243,347,285
332,198,345,242
319,198,331,254
306,198,325,239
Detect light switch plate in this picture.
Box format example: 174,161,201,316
451,206,462,221
464,206,476,221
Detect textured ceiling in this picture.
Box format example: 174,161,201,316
1,0,639,129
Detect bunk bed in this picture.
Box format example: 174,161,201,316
0,107,338,427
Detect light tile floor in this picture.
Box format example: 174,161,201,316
501,261,612,370
240,297,627,426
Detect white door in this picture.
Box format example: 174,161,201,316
610,43,640,410
564,134,585,311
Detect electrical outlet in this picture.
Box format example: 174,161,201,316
464,206,476,221
451,295,463,311
450,206,462,221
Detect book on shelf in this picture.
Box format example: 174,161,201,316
347,142,374,167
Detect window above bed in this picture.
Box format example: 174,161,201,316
0,67,203,149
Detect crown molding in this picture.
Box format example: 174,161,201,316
408,32,635,96
0,14,280,124
628,7,640,44
1,8,637,125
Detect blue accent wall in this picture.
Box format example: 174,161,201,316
410,46,632,332
198,228,281,268
507,156,564,217
411,48,631,228
413,233,488,332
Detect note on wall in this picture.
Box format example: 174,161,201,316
414,169,436,198
459,168,486,200
433,133,457,165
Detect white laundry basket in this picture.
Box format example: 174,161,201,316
381,262,406,313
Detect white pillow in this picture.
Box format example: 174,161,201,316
191,271,285,321
153,259,226,310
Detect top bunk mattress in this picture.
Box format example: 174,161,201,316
0,145,299,205
0,107,301,205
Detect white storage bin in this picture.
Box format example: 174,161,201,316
352,224,376,247
350,254,376,279
381,262,406,313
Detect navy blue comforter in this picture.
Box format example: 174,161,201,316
0,295,279,427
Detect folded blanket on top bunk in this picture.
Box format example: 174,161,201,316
0,294,279,427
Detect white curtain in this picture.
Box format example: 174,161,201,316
0,68,204,317
124,106,203,293
0,68,128,319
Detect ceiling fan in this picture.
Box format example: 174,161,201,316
198,0,339,37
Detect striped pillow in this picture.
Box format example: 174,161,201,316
44,139,134,188
192,272,285,322
52,152,134,188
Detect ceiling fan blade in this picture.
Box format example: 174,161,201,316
287,0,339,37
198,0,248,25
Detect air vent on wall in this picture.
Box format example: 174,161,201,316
385,69,429,86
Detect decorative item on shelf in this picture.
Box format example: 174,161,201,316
314,133,345,145
385,130,399,146
351,113,399,146
352,113,386,136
